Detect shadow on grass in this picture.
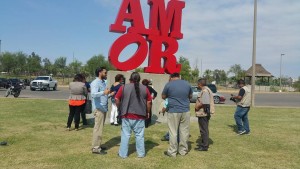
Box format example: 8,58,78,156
127,140,159,157
228,124,238,133
195,136,214,147
145,114,159,128
83,118,95,128
102,136,121,150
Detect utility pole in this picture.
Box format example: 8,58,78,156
280,54,285,91
0,40,2,56
251,0,257,107
200,58,203,78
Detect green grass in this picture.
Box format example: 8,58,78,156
0,98,299,169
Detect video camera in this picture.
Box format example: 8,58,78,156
230,94,237,103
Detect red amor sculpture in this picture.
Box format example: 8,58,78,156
109,0,185,74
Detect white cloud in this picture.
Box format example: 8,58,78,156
95,0,300,78
180,0,300,78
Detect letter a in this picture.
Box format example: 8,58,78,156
110,0,149,35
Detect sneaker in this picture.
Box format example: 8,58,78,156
100,146,107,150
164,151,175,157
194,147,208,151
237,130,246,135
66,127,71,131
245,132,251,135
92,148,107,155
0,141,7,146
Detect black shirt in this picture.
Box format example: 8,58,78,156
238,88,245,97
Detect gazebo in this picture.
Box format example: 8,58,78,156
245,64,274,85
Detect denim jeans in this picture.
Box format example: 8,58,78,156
119,118,145,158
234,106,250,133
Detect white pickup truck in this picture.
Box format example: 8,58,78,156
30,76,58,91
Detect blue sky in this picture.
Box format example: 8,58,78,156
0,0,299,78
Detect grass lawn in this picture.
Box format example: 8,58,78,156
0,98,299,169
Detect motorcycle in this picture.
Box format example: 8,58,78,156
5,83,22,98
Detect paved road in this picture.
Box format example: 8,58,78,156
0,86,70,100
1,87,300,108
221,93,300,108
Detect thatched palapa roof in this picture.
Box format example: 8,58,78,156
245,64,273,77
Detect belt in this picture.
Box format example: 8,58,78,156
237,105,250,108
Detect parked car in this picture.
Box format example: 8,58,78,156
7,78,26,89
30,76,57,91
190,85,226,104
0,78,9,89
22,79,31,86
207,84,217,93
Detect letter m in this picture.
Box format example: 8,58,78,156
148,0,185,39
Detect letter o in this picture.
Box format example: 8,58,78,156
108,33,148,71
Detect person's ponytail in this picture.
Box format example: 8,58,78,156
130,72,141,102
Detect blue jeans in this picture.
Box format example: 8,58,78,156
119,118,145,158
234,106,250,133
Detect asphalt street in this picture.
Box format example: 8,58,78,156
1,86,299,108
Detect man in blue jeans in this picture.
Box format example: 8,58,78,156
231,79,251,135
115,72,152,158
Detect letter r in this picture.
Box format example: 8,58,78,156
144,35,181,74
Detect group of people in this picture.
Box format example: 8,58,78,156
67,67,251,158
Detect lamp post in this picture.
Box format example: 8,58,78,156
0,40,2,56
280,54,285,91
251,0,257,107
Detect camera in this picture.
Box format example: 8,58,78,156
230,94,237,103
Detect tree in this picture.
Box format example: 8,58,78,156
203,69,213,82
219,70,228,85
27,52,42,76
178,56,191,81
190,67,200,83
68,59,82,75
135,67,144,73
228,64,245,81
293,77,300,92
213,69,227,85
42,58,54,75
0,52,16,73
14,52,28,75
84,54,114,77
54,56,67,82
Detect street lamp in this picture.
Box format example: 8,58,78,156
0,40,2,56
280,53,285,91
251,0,257,107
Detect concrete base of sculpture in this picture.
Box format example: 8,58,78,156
105,71,170,124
